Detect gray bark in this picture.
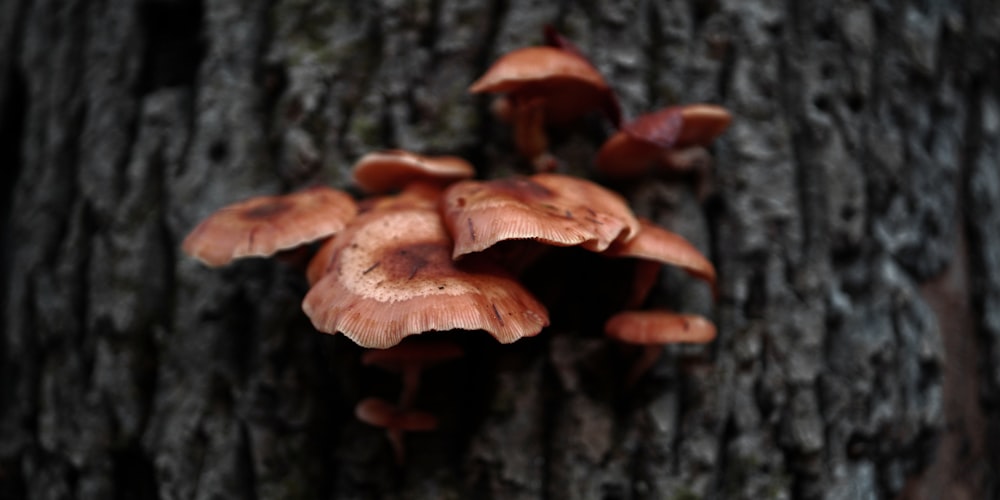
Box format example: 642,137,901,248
2,0,998,499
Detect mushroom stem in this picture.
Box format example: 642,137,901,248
659,146,714,200
625,261,661,309
399,367,423,409
386,429,406,465
512,98,553,171
626,344,663,388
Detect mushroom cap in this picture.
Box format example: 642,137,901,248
469,46,616,124
595,131,667,178
604,311,716,345
182,186,358,267
354,397,438,431
352,149,476,194
361,340,464,370
302,204,549,348
624,104,732,148
441,173,642,258
602,218,716,287
308,190,442,285
596,104,731,177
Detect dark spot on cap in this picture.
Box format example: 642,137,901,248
244,200,292,219
376,242,453,281
492,304,504,325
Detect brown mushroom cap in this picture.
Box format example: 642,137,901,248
302,204,549,348
469,46,616,125
604,311,716,345
351,149,476,194
596,104,732,178
355,397,438,464
441,173,641,259
624,104,732,148
603,219,716,287
182,186,358,267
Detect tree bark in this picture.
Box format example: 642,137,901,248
2,0,998,499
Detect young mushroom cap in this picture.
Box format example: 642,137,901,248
602,218,716,287
442,173,641,259
605,310,716,386
182,186,358,267
354,397,438,464
596,104,732,178
302,204,549,348
604,310,717,345
469,46,617,125
623,104,732,148
352,149,476,194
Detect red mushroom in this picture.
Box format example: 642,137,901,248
470,45,619,169
604,310,716,386
596,104,732,180
351,149,476,195
354,397,438,464
302,203,549,348
182,186,357,267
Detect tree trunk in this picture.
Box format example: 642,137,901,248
2,0,998,499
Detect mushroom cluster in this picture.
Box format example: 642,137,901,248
181,27,730,462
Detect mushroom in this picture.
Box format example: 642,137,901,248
182,186,358,267
302,203,549,348
355,397,438,464
604,310,716,386
361,339,463,408
596,104,732,179
441,173,641,259
470,45,619,169
602,218,717,307
351,149,476,195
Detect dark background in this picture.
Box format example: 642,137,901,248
2,0,998,498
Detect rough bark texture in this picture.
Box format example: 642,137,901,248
2,0,998,499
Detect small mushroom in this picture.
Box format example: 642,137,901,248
470,45,619,168
182,186,358,267
355,397,438,464
441,173,641,259
602,218,717,307
604,310,716,386
302,203,549,348
596,104,732,179
351,149,476,194
362,339,463,408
